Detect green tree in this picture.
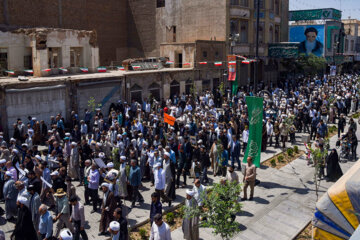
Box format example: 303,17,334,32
87,96,102,112
187,181,242,240
297,53,326,76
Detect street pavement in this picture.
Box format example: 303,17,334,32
0,120,358,240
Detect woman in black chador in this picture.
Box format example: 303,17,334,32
326,149,343,182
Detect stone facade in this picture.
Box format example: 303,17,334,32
0,0,127,65
0,28,99,77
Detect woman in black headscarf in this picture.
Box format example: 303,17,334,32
326,149,343,182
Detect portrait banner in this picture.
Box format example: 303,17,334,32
243,96,263,167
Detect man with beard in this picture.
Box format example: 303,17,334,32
99,182,117,236
11,196,38,240
27,184,41,232
3,170,17,221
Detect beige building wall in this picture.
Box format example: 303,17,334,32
156,0,227,46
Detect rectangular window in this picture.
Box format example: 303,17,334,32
240,20,248,43
254,0,264,9
24,47,32,69
254,22,265,44
270,0,274,10
70,47,83,67
345,39,349,52
173,26,176,43
275,0,280,15
48,47,61,68
269,24,274,43
0,48,7,75
157,0,165,8
240,0,248,7
275,25,280,42
351,40,355,51
230,19,239,38
230,0,239,5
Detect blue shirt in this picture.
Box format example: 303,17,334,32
39,211,53,238
129,166,141,186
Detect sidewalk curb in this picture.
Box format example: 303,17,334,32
291,220,311,240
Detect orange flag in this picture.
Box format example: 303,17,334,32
164,113,176,126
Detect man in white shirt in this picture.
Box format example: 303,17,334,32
266,119,273,147
154,163,171,205
242,126,249,153
192,179,206,207
150,213,171,240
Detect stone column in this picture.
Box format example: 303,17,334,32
61,46,70,68
32,46,49,77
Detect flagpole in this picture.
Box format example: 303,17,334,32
254,0,260,94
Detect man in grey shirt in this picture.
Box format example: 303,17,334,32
70,196,88,240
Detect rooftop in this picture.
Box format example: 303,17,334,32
0,68,194,88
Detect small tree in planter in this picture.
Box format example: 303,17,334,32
187,181,242,240
311,147,328,201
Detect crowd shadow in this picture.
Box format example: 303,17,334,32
237,210,254,217
252,197,269,204
258,181,312,195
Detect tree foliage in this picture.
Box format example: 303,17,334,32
186,181,242,240
281,53,326,76
296,53,326,76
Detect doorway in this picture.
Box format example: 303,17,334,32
177,53,183,68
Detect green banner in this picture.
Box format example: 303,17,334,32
243,96,263,167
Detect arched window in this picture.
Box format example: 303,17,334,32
185,79,193,95
170,80,180,98
130,84,143,103
148,82,161,101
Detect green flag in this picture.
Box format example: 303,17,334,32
232,74,238,96
243,96,263,167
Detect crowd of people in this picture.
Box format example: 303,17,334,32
0,73,359,240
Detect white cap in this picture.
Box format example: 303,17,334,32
50,171,59,176
32,117,36,120
109,221,120,231
10,138,16,142
65,133,71,137
101,182,110,189
60,229,73,240
107,162,114,168
22,143,28,147
71,142,77,146
186,189,195,197
99,152,105,159
97,142,102,147
5,171,12,177
17,196,28,206
120,156,126,160
164,152,170,157
0,159,6,164
35,155,42,160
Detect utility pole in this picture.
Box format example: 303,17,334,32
254,0,260,93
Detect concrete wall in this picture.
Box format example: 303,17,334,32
77,80,122,120
5,85,67,137
0,29,99,75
